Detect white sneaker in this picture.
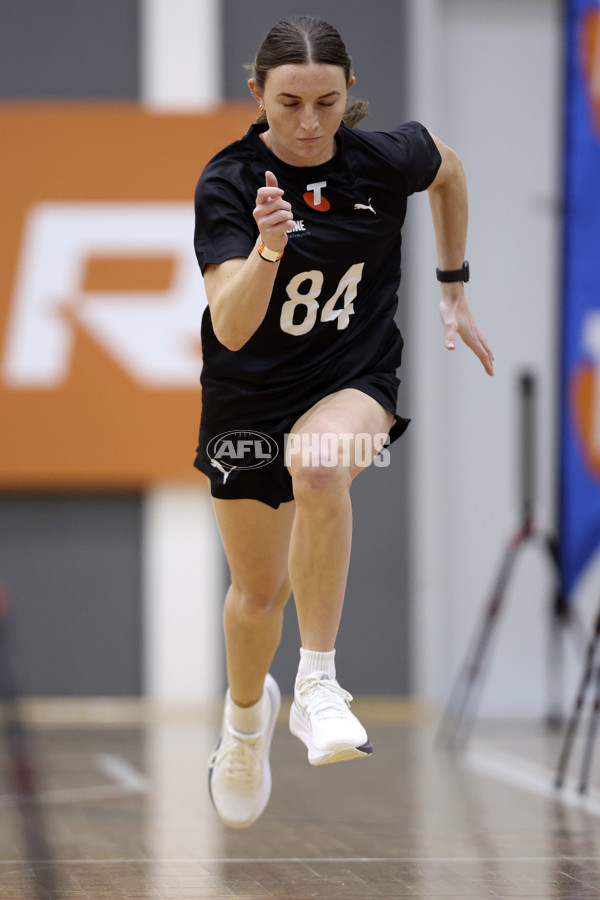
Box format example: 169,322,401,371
289,673,372,766
208,674,280,828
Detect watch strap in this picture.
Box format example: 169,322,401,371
436,260,470,283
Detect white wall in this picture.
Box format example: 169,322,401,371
143,485,224,703
407,0,586,714
140,0,225,704
140,0,221,110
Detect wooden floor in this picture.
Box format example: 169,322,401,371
2,698,600,899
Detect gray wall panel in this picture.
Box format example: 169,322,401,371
223,1,413,693
0,0,139,98
0,494,142,697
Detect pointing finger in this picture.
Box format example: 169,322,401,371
258,170,284,204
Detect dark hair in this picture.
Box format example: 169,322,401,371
248,16,368,128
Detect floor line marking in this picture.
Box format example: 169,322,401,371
465,741,600,817
0,755,149,807
0,783,143,807
94,753,149,793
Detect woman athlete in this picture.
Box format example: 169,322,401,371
193,16,494,828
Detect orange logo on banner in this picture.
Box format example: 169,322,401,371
581,6,600,136
0,103,254,488
571,361,600,478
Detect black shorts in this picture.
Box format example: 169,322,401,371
193,374,409,509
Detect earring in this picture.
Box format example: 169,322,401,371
259,103,264,112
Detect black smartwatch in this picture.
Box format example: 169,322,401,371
436,260,470,283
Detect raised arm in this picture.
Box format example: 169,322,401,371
427,136,494,376
203,171,294,351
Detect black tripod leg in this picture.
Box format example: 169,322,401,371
438,533,523,749
543,534,570,729
5,715,58,896
0,587,58,898
547,590,569,731
578,661,600,794
555,608,600,788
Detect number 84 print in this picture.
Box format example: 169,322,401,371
280,263,364,336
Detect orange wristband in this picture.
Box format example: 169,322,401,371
256,237,284,262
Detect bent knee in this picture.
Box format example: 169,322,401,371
289,454,351,498
231,580,291,620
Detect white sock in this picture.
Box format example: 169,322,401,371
297,647,336,681
226,688,268,734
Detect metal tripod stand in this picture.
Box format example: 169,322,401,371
555,604,600,793
437,372,581,749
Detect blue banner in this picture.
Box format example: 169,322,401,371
561,1,600,593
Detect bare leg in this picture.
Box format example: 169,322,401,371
287,388,394,651
288,466,352,651
213,497,295,707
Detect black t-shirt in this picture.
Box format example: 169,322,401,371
194,120,441,434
